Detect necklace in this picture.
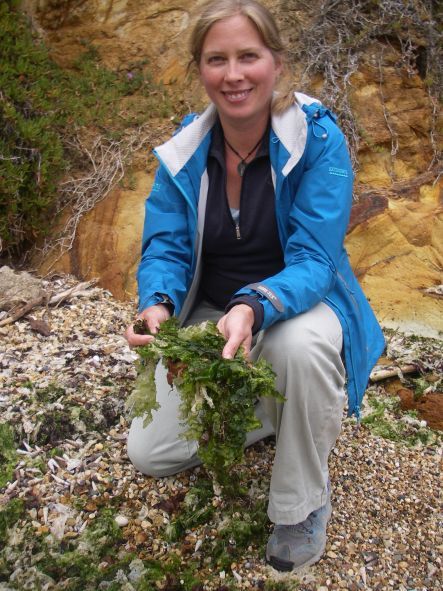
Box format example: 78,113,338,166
224,135,264,177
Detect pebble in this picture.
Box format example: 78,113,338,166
115,515,129,527
1,274,441,591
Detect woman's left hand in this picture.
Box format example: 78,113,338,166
217,304,254,359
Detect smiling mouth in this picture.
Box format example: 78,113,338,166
222,89,252,102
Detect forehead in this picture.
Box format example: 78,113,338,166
202,14,264,50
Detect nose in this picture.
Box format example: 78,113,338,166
224,59,244,82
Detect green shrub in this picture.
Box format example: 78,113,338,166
0,3,172,259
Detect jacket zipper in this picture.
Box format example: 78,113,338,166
235,223,241,240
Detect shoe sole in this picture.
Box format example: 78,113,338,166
266,543,326,572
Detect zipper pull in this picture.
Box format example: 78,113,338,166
235,224,241,240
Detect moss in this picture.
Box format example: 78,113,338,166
129,319,282,496
410,377,432,401
36,509,130,590
34,384,66,403
137,557,203,591
361,394,441,446
264,581,299,590
47,446,64,458
211,498,270,570
0,499,25,546
165,479,215,542
0,423,18,488
35,409,76,445
163,481,271,580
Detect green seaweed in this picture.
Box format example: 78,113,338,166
36,509,130,590
165,479,216,542
211,498,270,570
127,319,283,496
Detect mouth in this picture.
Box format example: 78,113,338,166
222,89,252,102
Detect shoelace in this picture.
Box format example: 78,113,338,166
275,504,326,537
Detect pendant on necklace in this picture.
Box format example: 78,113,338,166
237,161,246,177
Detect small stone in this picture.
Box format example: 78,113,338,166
398,561,409,569
135,532,148,544
114,515,128,527
64,531,78,538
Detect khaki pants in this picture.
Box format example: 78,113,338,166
127,300,346,525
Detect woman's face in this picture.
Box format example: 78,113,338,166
199,14,282,129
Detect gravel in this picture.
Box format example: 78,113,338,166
0,274,441,591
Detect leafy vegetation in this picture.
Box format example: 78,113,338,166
0,3,174,259
126,318,283,495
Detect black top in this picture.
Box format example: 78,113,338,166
200,119,285,329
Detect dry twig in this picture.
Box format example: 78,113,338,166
370,363,419,382
0,279,98,326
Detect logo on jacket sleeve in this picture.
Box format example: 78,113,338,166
247,283,285,313
328,166,348,178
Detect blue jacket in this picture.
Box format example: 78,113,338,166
137,92,385,417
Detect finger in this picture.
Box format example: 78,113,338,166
216,317,225,335
222,335,244,360
145,321,159,335
128,334,155,347
135,315,160,335
124,326,155,347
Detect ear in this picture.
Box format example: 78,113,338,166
273,53,283,77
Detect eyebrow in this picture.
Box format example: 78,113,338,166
202,46,262,56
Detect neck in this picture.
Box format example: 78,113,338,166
219,111,270,153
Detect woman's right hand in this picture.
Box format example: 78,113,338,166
124,304,171,347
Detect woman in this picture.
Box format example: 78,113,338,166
124,0,385,572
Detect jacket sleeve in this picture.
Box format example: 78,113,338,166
235,116,354,329
137,165,193,314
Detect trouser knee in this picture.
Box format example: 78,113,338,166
127,416,200,478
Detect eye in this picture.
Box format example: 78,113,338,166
207,55,225,64
240,52,258,62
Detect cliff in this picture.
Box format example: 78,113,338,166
21,0,442,336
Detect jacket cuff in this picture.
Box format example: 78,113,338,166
139,293,174,315
156,293,175,315
225,296,264,335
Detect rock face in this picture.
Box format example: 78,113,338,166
24,0,442,336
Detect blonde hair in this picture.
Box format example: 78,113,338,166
189,0,294,113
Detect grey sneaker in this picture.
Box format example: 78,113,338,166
266,496,332,571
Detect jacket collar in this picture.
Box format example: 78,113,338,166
273,92,319,176
154,92,320,178
154,104,218,177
